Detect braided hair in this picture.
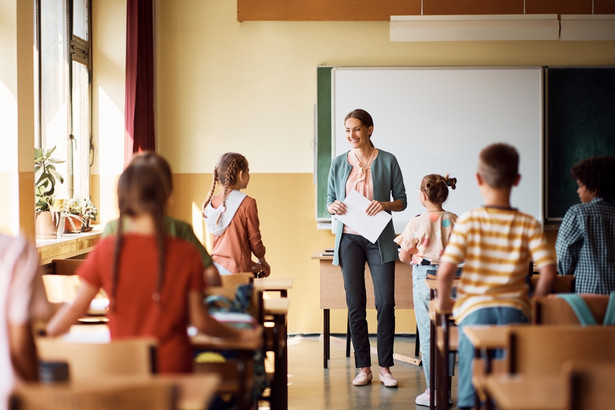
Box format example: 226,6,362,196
420,173,457,205
202,153,249,219
111,160,170,311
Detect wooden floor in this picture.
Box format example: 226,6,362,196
279,334,460,410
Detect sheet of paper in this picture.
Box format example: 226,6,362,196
335,190,392,243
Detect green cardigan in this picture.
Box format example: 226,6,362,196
327,149,407,266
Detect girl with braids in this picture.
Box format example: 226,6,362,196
394,173,459,407
47,159,259,373
202,152,270,277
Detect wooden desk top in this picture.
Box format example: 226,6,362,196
484,374,565,410
463,325,526,350
263,298,290,315
73,373,221,410
253,278,293,291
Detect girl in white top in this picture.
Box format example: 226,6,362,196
395,173,458,407
0,234,51,409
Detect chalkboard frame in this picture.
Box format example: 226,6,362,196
544,66,615,225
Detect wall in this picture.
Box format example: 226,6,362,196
90,0,615,334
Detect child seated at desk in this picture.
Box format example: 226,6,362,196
435,143,556,409
47,157,259,373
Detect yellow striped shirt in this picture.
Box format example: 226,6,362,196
441,207,555,322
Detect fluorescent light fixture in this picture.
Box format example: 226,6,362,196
390,14,559,41
560,14,615,41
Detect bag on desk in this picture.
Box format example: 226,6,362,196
201,283,266,406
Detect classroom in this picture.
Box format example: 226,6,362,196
2,0,615,409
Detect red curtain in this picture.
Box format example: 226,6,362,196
124,0,155,166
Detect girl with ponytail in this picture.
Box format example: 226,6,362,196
202,152,270,277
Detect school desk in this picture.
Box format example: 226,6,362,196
484,374,565,410
312,252,414,368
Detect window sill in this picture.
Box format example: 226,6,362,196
36,225,103,265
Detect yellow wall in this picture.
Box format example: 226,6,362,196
88,1,615,334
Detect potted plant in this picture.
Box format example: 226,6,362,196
34,147,65,239
62,197,98,233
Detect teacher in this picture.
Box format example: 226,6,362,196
327,108,407,387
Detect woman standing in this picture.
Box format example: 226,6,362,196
327,109,407,387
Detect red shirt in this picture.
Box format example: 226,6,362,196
78,234,205,373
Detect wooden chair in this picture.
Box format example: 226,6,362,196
532,293,612,325
36,337,158,381
563,360,615,410
197,272,262,409
505,325,615,376
530,274,575,294
10,382,178,410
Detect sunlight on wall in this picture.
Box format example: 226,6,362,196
95,87,124,222
0,81,17,172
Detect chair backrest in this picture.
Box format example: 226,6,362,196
530,274,575,294
532,293,611,325
10,381,178,410
506,325,615,376
206,272,254,299
563,360,615,410
36,337,158,381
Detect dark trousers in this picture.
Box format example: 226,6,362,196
339,234,396,368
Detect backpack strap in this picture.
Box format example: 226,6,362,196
604,292,615,326
556,293,597,326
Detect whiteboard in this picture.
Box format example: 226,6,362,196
333,66,544,232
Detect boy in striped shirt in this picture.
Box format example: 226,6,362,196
436,143,556,409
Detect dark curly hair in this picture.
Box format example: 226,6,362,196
570,155,615,200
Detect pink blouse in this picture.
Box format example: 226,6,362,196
343,149,378,234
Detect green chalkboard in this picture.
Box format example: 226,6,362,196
316,66,333,222
545,67,615,223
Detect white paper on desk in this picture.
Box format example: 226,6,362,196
335,190,392,244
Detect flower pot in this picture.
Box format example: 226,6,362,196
35,211,59,239
64,215,84,233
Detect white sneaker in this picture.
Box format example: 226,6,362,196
415,388,431,406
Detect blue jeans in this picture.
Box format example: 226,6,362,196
457,307,529,407
339,234,395,368
412,264,436,387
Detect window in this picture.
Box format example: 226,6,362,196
36,0,92,201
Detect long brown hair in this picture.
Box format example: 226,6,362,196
202,152,249,217
111,159,170,310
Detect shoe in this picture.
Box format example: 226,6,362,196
379,372,398,388
352,372,372,386
415,388,431,406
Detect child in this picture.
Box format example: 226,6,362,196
104,152,221,286
202,152,270,277
47,159,259,373
1,234,51,409
394,173,458,406
555,155,615,294
435,143,556,409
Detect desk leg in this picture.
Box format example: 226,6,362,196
270,312,288,410
429,317,435,410
323,309,330,369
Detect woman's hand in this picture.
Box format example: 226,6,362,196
365,200,384,216
328,200,347,215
